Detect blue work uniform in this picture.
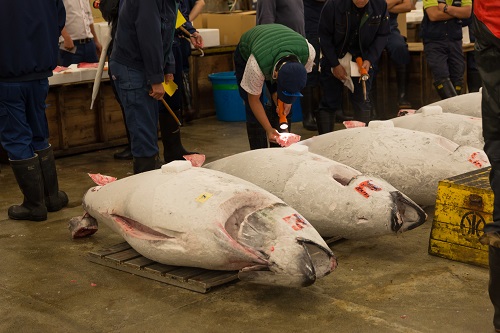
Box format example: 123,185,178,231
0,0,66,160
318,0,389,124
420,0,472,83
110,0,177,159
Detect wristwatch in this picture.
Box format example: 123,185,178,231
443,4,448,12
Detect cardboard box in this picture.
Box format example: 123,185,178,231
205,11,256,45
428,167,491,268
192,13,207,29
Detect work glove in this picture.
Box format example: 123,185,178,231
452,0,461,6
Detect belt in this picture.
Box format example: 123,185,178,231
73,38,93,44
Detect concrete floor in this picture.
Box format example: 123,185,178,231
0,117,495,333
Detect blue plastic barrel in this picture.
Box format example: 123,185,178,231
208,71,246,122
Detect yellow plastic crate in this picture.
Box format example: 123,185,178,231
429,167,492,267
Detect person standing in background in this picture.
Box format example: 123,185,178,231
302,0,325,131
420,0,472,99
474,1,500,332
461,0,482,93
60,0,102,66
181,0,205,123
317,0,389,134
98,0,134,161
385,0,416,110
159,0,203,164
257,0,305,36
109,0,177,174
0,0,69,221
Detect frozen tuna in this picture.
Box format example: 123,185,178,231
391,106,484,149
419,92,481,118
70,161,337,287
204,145,427,239
299,121,490,206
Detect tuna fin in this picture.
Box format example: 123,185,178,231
88,173,117,186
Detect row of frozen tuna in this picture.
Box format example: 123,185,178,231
70,93,487,288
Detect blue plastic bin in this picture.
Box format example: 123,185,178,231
208,71,246,122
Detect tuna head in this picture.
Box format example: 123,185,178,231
229,203,337,287
332,176,427,239
81,162,336,288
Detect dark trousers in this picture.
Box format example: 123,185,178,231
474,14,500,331
319,57,374,124
386,26,410,66
0,79,50,160
109,60,159,158
59,40,99,67
424,39,465,82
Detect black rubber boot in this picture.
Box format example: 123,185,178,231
396,64,412,109
301,87,318,131
434,78,458,100
159,111,196,163
489,246,500,331
452,79,464,96
36,145,68,212
316,109,336,135
8,155,47,221
114,145,133,160
133,156,157,174
182,72,197,123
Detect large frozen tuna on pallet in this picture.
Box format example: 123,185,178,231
391,106,484,149
299,121,490,206
205,145,426,239
70,161,336,287
418,92,482,118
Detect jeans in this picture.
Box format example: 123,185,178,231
0,79,50,160
109,60,159,158
59,40,99,67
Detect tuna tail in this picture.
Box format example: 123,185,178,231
390,191,427,233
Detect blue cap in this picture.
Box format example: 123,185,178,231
277,62,307,104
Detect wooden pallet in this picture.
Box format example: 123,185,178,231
88,237,345,293
88,242,239,293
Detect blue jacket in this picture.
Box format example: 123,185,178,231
319,0,389,68
111,0,178,85
0,0,65,82
304,0,325,38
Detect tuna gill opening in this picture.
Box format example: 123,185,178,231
111,215,174,240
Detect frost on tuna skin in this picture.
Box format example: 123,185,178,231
300,123,491,206
204,146,427,240
69,163,337,288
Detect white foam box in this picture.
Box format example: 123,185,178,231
79,67,98,82
192,28,220,49
48,69,82,86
